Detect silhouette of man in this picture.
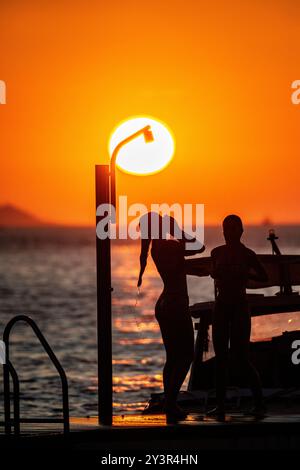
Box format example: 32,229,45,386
209,215,268,420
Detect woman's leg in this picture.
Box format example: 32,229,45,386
155,296,175,408
162,359,173,405
164,355,194,410
156,297,194,413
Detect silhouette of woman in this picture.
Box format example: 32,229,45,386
137,212,205,422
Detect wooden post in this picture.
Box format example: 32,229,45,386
95,165,113,425
188,312,210,391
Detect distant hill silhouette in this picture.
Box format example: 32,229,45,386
0,204,48,227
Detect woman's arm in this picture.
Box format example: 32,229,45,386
166,215,205,256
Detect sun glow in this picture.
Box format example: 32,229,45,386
109,117,175,175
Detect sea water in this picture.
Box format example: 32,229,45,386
0,226,300,418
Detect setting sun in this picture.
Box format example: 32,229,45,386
108,117,175,175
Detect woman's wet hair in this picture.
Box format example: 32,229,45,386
139,212,163,267
139,212,164,239
139,212,179,269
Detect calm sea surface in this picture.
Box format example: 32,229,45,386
0,226,300,419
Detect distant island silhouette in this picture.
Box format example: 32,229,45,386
0,204,48,227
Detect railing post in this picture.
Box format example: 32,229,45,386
95,165,113,425
62,376,70,434
9,361,20,436
3,362,11,435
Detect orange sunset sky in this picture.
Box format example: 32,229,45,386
0,0,299,226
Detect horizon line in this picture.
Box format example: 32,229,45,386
2,221,300,229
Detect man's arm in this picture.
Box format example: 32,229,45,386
248,251,268,282
184,242,205,257
210,248,218,279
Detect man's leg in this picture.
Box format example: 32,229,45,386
230,303,264,411
212,301,230,413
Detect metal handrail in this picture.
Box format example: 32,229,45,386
3,315,69,435
3,360,20,435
